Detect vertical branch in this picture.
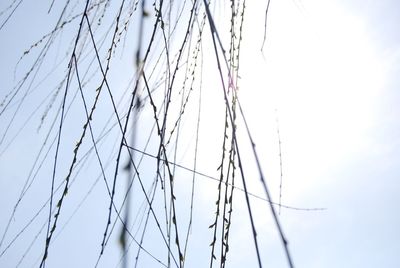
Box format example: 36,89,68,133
41,1,91,267
209,108,229,268
275,110,284,215
261,0,271,53
120,0,147,267
203,1,294,267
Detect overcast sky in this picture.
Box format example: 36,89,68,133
0,0,399,267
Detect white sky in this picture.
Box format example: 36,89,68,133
0,0,399,267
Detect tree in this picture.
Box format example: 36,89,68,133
0,0,332,267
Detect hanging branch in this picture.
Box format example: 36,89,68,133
41,2,91,266
209,108,230,267
202,0,294,267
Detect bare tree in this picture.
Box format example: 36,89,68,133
0,1,331,267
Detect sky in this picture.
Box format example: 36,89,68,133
0,0,399,267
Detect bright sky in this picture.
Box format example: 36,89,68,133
0,0,399,267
